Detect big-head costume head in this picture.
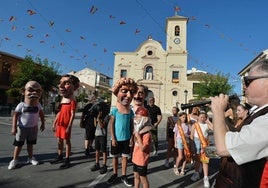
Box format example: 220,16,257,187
134,106,152,134
22,81,42,105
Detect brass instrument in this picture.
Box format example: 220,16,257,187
204,146,220,158
181,94,242,110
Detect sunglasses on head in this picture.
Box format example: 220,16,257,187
242,75,268,87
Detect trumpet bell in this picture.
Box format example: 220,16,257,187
204,146,220,159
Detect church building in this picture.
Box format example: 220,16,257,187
111,14,205,113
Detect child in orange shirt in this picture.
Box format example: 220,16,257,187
51,74,80,169
132,107,152,188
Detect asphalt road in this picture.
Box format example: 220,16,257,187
0,113,220,188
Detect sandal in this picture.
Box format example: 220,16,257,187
174,168,179,175
179,170,185,176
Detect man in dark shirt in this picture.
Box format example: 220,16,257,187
146,97,162,156
80,103,95,156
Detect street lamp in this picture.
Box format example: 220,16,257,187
184,89,188,104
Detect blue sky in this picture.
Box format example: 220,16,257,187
1,0,268,94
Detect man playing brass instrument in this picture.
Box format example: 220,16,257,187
211,59,268,188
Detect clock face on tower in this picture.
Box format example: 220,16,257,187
174,38,181,44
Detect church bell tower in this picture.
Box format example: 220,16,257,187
166,14,188,53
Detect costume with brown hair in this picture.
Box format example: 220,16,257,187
112,77,138,96
107,77,137,186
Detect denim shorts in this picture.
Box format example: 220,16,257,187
176,137,189,150
194,137,201,154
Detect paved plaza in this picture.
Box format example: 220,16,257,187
0,113,219,188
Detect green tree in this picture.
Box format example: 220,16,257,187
76,92,88,105
7,56,61,102
194,72,233,100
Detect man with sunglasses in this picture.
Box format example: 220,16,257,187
210,59,268,188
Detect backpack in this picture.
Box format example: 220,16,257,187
81,103,95,128
82,101,111,129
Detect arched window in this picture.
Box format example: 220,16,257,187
175,25,180,36
144,66,153,80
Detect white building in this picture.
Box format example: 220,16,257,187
69,68,112,105
111,14,206,113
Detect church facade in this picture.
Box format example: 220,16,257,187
111,15,205,113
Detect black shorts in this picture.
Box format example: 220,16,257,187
84,127,96,141
110,139,130,158
95,136,107,152
133,163,148,176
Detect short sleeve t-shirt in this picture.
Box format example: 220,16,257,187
111,107,134,141
15,102,43,128
132,132,151,166
173,123,190,139
146,105,162,125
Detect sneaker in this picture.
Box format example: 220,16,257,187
99,165,107,174
121,175,133,187
27,157,39,165
204,176,210,188
107,173,118,184
59,158,71,169
190,172,200,181
91,163,100,171
50,155,63,164
173,167,179,176
164,159,169,168
8,160,17,170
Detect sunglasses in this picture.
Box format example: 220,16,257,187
242,75,268,87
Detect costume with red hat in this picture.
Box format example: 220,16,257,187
132,107,152,186
134,107,152,134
